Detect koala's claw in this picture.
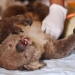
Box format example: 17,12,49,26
23,61,46,71
24,16,33,26
12,27,24,34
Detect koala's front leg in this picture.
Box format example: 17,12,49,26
23,61,46,71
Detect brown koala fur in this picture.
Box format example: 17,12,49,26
0,15,32,44
0,34,43,70
1,2,49,21
1,4,27,18
0,16,75,70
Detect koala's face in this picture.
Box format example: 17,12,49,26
0,35,37,70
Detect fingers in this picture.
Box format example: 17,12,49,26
41,21,62,40
45,28,57,39
50,28,61,39
41,25,60,39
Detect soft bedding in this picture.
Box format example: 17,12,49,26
0,50,75,75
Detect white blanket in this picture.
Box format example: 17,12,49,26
0,50,75,75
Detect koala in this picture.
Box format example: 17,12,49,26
0,1,75,71
0,17,75,70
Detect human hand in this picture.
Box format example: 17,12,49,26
41,4,67,39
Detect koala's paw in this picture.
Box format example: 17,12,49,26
12,27,24,34
23,61,46,71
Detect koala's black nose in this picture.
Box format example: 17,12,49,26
16,39,28,52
